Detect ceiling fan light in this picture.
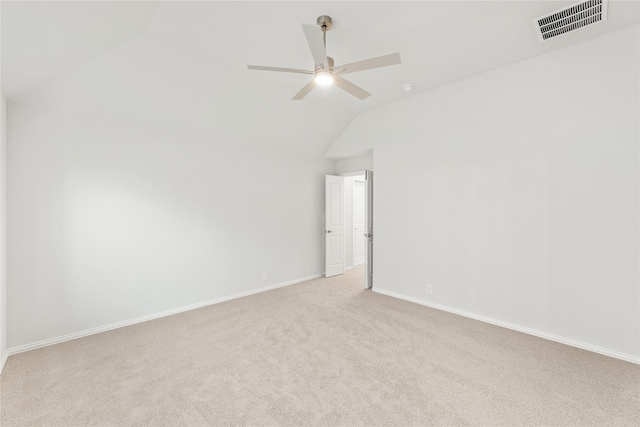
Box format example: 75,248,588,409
315,71,334,86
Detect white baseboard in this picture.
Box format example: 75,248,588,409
373,287,640,365
7,273,323,357
0,350,7,374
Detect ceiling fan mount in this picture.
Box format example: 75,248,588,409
247,15,401,101
316,16,334,72
316,15,332,32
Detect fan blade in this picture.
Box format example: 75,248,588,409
291,79,317,101
301,24,329,69
333,75,371,100
247,65,313,74
335,52,401,75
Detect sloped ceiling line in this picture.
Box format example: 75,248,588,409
3,1,638,158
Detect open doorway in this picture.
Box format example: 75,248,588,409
342,173,366,271
325,170,373,289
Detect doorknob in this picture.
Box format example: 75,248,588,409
325,230,332,233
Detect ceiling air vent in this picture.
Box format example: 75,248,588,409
534,0,608,42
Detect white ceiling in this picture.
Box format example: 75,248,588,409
2,1,638,157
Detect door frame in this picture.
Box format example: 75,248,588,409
364,170,373,289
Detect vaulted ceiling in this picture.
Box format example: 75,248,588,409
2,1,638,157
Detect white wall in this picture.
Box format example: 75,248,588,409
1,96,7,370
335,154,373,175
7,103,334,349
325,26,640,360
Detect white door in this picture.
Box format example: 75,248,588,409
352,178,366,266
325,175,345,277
365,171,373,289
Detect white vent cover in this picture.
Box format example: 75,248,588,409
534,0,608,41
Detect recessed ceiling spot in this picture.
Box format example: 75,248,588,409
403,84,414,93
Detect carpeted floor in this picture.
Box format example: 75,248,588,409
1,266,639,426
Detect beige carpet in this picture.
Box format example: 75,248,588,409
1,267,639,426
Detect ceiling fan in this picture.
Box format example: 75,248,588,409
247,15,401,101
